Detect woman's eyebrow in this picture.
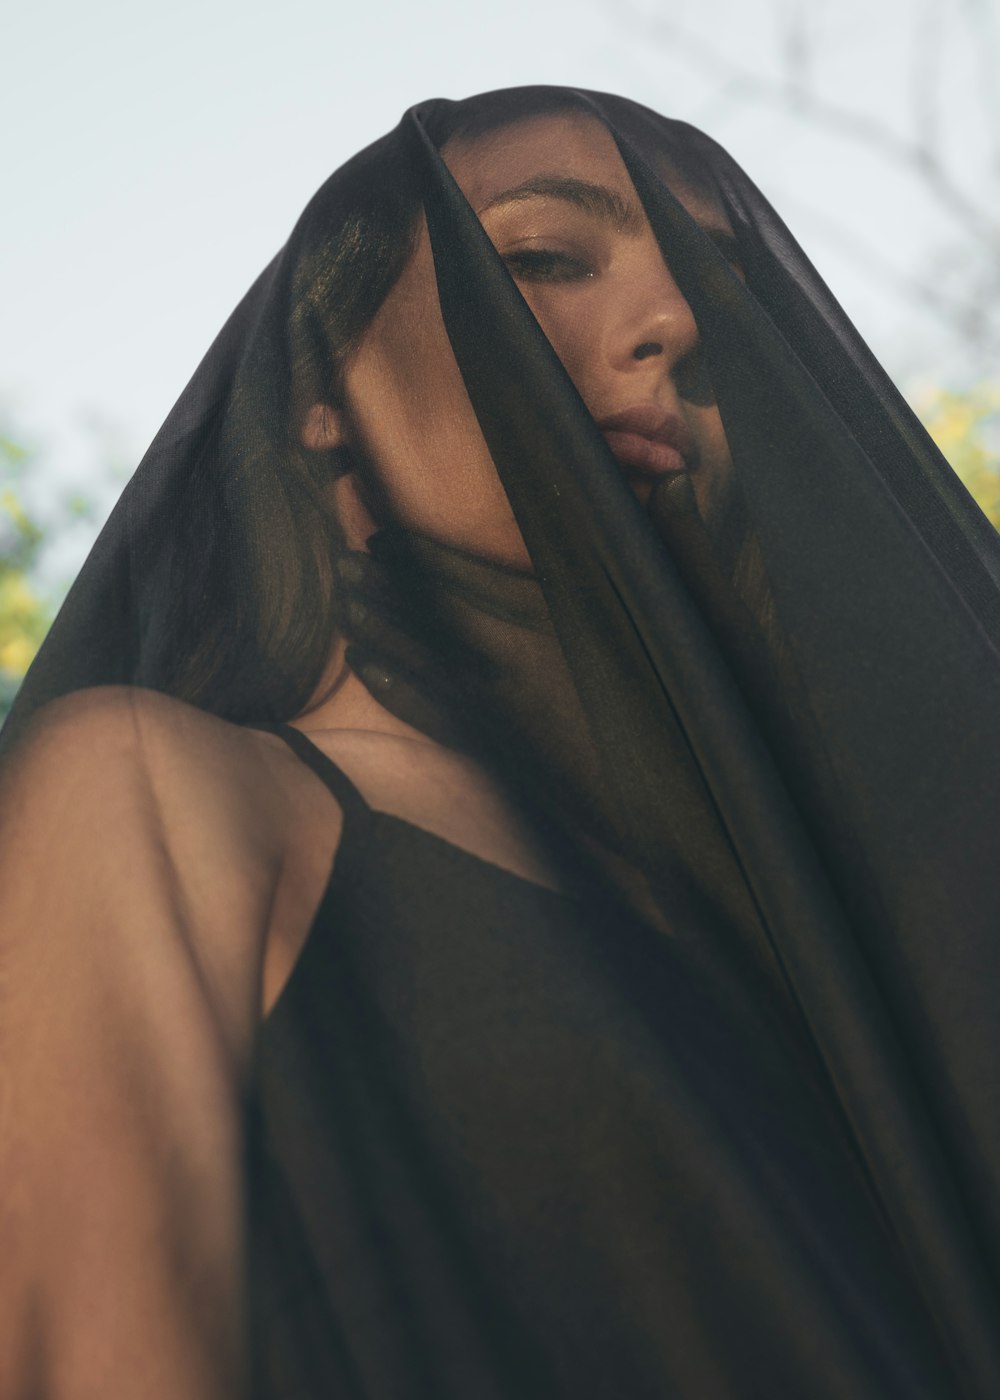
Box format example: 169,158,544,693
476,176,644,233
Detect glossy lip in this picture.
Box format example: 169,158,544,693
597,405,696,478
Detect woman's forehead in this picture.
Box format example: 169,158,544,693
442,113,631,208
440,110,727,231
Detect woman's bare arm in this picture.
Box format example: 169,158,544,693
0,688,291,1399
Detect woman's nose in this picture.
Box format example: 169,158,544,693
610,248,701,376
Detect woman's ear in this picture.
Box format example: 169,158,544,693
331,470,380,551
300,401,349,452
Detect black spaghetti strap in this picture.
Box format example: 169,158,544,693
253,722,370,820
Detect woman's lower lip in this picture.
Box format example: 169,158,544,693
601,429,688,476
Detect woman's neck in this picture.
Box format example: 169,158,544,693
292,666,441,748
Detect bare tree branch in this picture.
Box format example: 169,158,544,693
911,0,944,166
777,194,1000,352
778,0,809,102
615,1,999,245
960,0,1000,178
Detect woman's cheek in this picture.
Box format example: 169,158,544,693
526,293,603,388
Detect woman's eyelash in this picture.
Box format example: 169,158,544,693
501,249,595,283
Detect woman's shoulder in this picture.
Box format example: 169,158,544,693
14,682,362,894
12,684,308,808
13,683,263,773
1,687,344,1024
7,688,282,862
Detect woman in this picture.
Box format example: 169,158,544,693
2,86,1000,1398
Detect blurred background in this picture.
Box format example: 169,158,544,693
2,0,998,715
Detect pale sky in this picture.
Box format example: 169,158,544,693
3,0,996,583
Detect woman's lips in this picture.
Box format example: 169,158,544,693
597,406,695,478
601,429,688,477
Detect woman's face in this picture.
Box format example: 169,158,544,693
313,111,736,567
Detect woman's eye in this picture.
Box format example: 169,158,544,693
501,249,595,283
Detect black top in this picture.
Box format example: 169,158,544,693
247,723,958,1399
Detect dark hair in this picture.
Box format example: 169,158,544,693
146,129,427,722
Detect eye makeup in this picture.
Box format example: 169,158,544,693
501,248,596,283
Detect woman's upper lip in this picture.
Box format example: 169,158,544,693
596,405,696,476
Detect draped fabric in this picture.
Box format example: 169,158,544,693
4,86,1000,1395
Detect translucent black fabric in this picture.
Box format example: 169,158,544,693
5,85,1000,1394
246,723,953,1398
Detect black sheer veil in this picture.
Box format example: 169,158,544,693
4,86,1000,1391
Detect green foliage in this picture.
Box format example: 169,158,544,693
0,433,54,698
913,383,1000,531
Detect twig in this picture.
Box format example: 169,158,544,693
615,3,999,244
